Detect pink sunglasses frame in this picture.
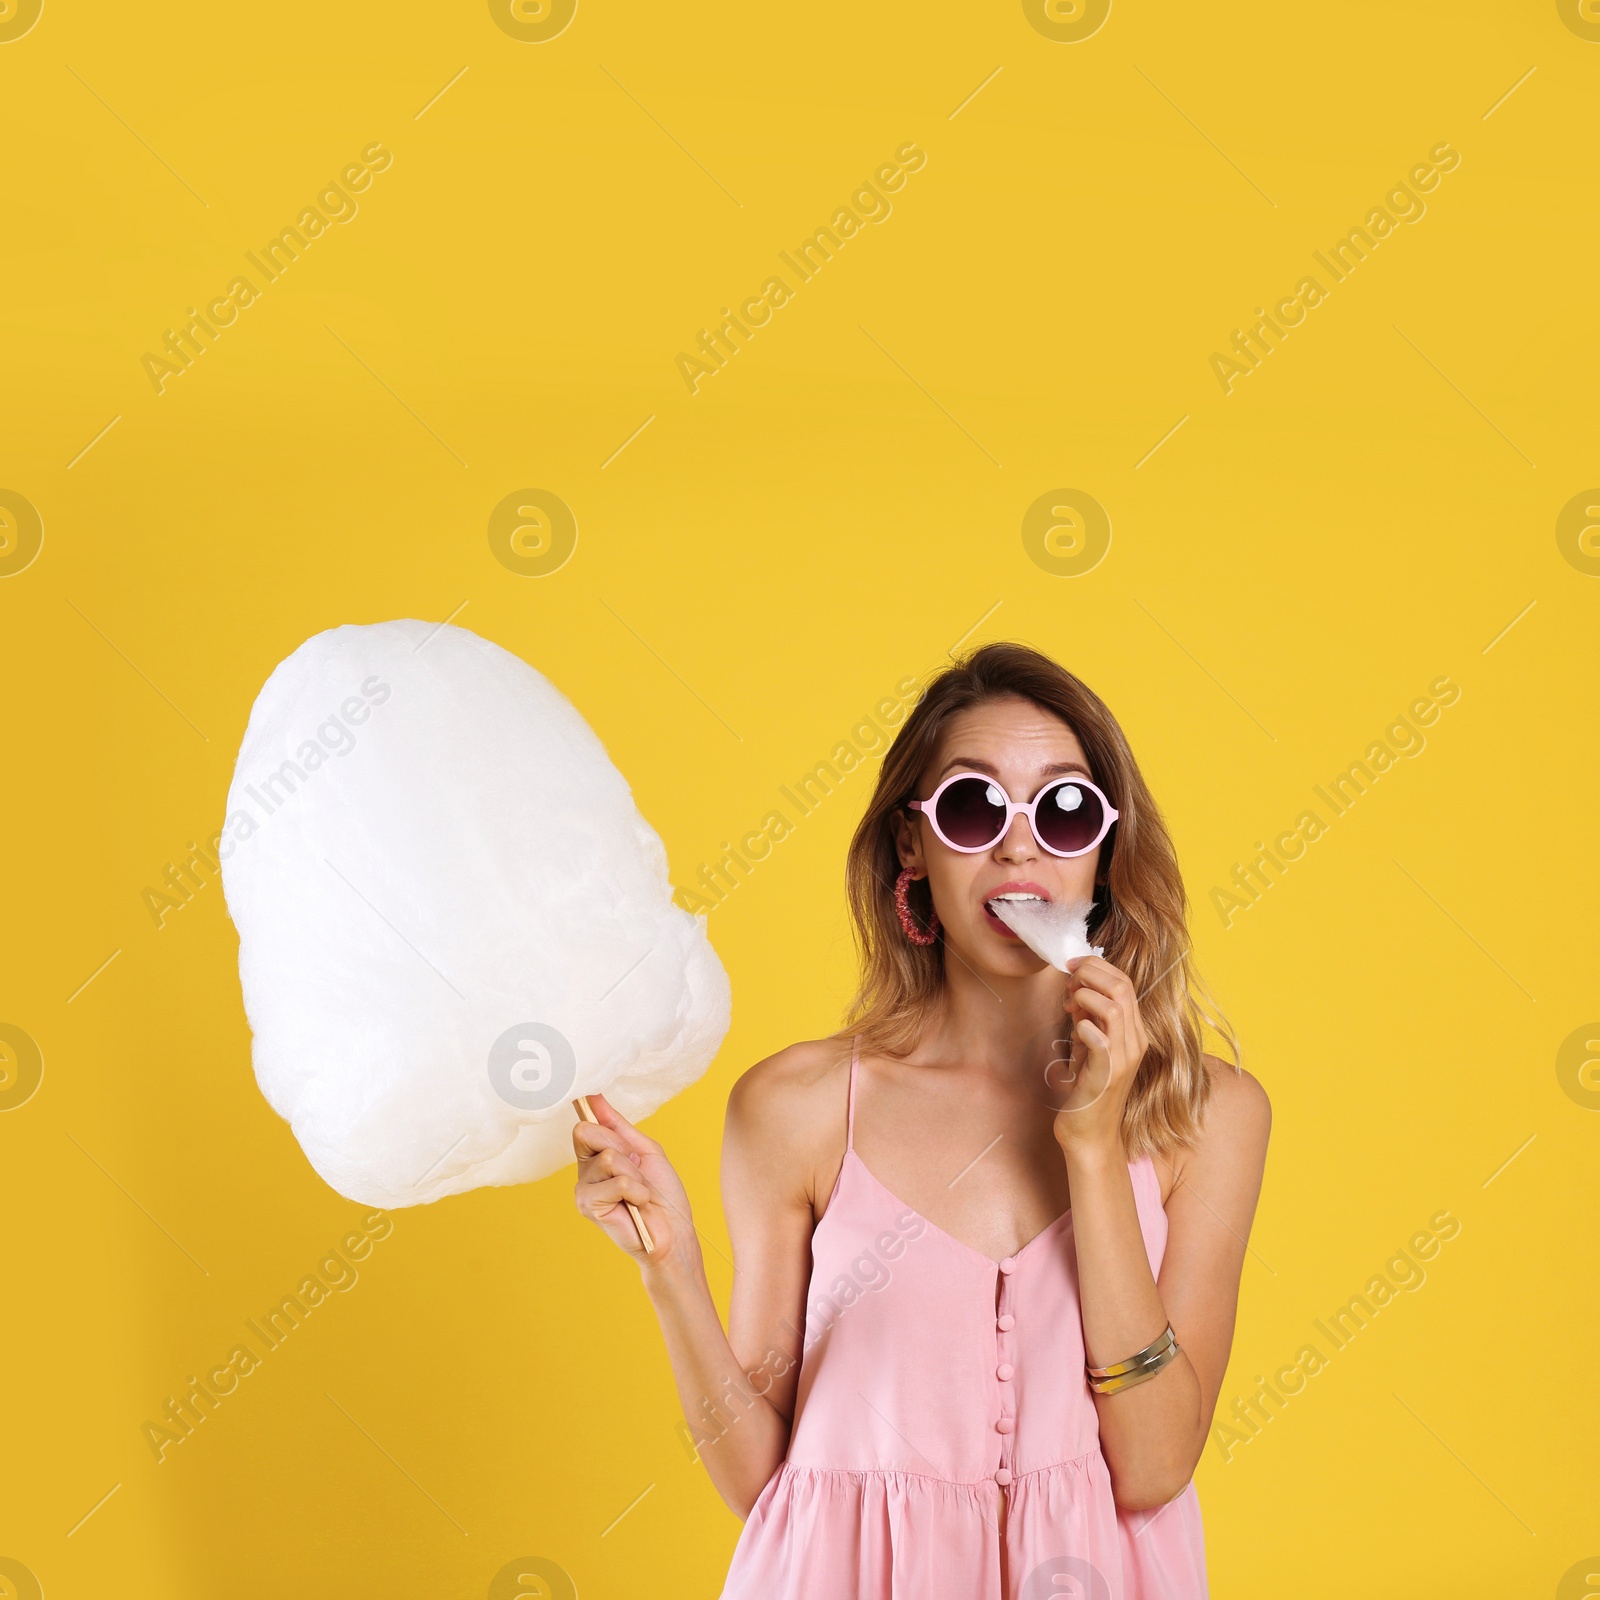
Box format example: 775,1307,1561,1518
907,771,1119,858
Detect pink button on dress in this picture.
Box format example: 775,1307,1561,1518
718,1036,1208,1599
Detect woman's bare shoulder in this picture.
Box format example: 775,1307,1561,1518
725,1036,851,1145
722,1036,853,1214
1175,1053,1271,1185
1158,1056,1267,1216
1155,1054,1269,1200
1200,1052,1272,1132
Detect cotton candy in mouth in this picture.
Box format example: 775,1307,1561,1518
986,895,1103,970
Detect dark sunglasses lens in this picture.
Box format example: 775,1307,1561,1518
1035,780,1105,854
934,776,1009,847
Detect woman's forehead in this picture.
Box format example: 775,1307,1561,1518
931,699,1087,770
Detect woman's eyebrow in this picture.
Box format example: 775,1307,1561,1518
934,756,1091,780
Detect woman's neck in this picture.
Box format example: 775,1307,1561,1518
910,947,1071,1072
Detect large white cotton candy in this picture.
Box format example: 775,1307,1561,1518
219,620,731,1208
988,896,1104,971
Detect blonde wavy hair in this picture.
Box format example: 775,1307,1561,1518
835,641,1240,1161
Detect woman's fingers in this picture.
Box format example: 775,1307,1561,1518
1066,953,1129,994
572,1119,630,1162
1074,1015,1110,1055
1066,964,1146,1061
1067,959,1136,1020
1067,984,1123,1049
1065,964,1130,1015
579,1172,652,1216
574,1113,653,1168
575,1119,626,1152
572,1097,699,1266
586,1093,663,1158
585,1145,650,1184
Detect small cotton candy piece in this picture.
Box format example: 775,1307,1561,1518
219,620,731,1209
988,896,1104,971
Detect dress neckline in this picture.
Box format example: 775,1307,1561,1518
843,1146,1077,1269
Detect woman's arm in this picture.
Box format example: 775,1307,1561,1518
1069,1058,1271,1509
573,1044,827,1520
1057,956,1271,1510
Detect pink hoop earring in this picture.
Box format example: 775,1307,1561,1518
894,868,941,946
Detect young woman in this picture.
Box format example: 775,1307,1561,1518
573,642,1271,1598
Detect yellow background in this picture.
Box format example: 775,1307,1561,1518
2,0,1597,1594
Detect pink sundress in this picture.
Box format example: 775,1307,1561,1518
718,1035,1208,1598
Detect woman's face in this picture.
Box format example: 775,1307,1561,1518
892,695,1105,974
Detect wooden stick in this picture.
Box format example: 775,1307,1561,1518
572,1095,655,1253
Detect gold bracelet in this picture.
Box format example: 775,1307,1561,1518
1087,1323,1176,1379
1086,1324,1180,1395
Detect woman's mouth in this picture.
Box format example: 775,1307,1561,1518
981,884,1052,937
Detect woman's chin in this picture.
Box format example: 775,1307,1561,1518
947,927,1051,978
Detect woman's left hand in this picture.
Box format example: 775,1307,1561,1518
1051,954,1150,1155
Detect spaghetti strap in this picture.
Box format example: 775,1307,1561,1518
846,1035,860,1151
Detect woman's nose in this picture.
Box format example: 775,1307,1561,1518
995,811,1037,861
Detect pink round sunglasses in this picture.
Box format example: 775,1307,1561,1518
908,770,1119,858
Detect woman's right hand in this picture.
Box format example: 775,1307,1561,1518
572,1093,701,1274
